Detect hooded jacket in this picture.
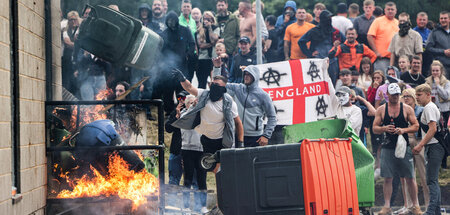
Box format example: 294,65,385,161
222,65,277,138
229,47,257,83
138,3,162,35
426,24,450,66
299,10,345,59
161,11,195,74
275,1,297,27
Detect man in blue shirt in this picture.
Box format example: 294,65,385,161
414,12,433,76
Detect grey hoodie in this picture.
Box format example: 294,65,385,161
215,65,277,138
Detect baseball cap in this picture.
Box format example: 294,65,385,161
336,3,347,14
388,83,401,95
336,86,351,95
238,36,251,44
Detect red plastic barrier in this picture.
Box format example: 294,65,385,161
301,138,359,215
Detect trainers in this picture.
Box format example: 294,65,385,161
374,168,381,180
378,207,392,215
394,207,408,214
200,207,209,214
409,206,423,215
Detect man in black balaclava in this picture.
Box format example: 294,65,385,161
153,11,195,115
299,10,345,85
388,12,423,67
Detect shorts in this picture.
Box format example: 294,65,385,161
380,147,415,178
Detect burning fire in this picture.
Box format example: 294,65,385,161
70,88,113,131
57,153,159,210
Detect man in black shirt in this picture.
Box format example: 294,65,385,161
400,55,426,88
373,83,422,215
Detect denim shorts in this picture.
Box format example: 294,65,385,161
380,147,415,178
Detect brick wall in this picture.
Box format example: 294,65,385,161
0,0,61,214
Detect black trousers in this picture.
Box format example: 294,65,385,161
200,135,223,154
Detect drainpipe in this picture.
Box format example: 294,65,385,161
45,0,53,101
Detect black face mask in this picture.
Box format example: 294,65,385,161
209,83,227,102
399,22,411,37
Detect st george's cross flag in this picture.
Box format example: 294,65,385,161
255,59,337,125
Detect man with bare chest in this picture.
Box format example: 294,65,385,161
238,0,256,46
373,83,423,215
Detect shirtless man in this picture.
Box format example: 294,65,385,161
238,0,256,45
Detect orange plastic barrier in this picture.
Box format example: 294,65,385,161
301,138,359,215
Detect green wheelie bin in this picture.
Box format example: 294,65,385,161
283,119,375,212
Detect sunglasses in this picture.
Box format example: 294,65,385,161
177,96,186,102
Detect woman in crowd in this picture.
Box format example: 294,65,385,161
357,57,374,95
425,60,450,126
367,70,385,106
195,11,219,89
398,55,410,74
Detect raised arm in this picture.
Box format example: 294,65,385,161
173,68,198,96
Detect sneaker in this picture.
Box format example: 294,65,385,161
409,206,423,215
378,207,392,215
374,168,381,180
200,207,209,214
394,207,408,214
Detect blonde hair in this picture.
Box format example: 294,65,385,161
363,0,375,6
402,88,417,105
430,60,447,80
415,84,432,94
215,42,225,49
197,11,216,43
67,11,80,19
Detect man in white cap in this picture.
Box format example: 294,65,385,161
335,86,363,134
372,83,422,215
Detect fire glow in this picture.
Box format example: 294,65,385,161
57,153,159,210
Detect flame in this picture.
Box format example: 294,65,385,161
69,89,113,131
56,153,159,210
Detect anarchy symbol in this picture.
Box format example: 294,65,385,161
316,96,328,117
260,67,287,86
307,61,321,82
274,105,285,114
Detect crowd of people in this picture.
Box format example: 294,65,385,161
60,0,450,214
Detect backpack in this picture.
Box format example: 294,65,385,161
418,111,450,162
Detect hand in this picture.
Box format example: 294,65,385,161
73,70,79,78
365,127,369,134
257,136,269,146
333,40,341,47
412,144,423,154
433,76,440,85
175,102,184,118
284,14,290,23
384,125,396,134
212,56,222,68
285,56,290,61
312,51,319,57
172,68,186,82
203,20,211,27
139,84,144,92
372,81,380,88
444,49,450,57
394,127,404,135
218,38,224,43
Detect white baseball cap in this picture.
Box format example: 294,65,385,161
388,83,401,95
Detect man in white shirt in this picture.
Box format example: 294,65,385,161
335,86,362,134
413,84,445,215
332,3,353,34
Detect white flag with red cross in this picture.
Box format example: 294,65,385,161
256,59,337,125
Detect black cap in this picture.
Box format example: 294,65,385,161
238,36,251,44
177,91,189,99
337,3,347,14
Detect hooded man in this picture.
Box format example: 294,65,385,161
274,1,297,60
229,36,257,83
213,65,277,147
138,3,162,34
299,10,345,85
172,69,244,152
156,11,195,114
